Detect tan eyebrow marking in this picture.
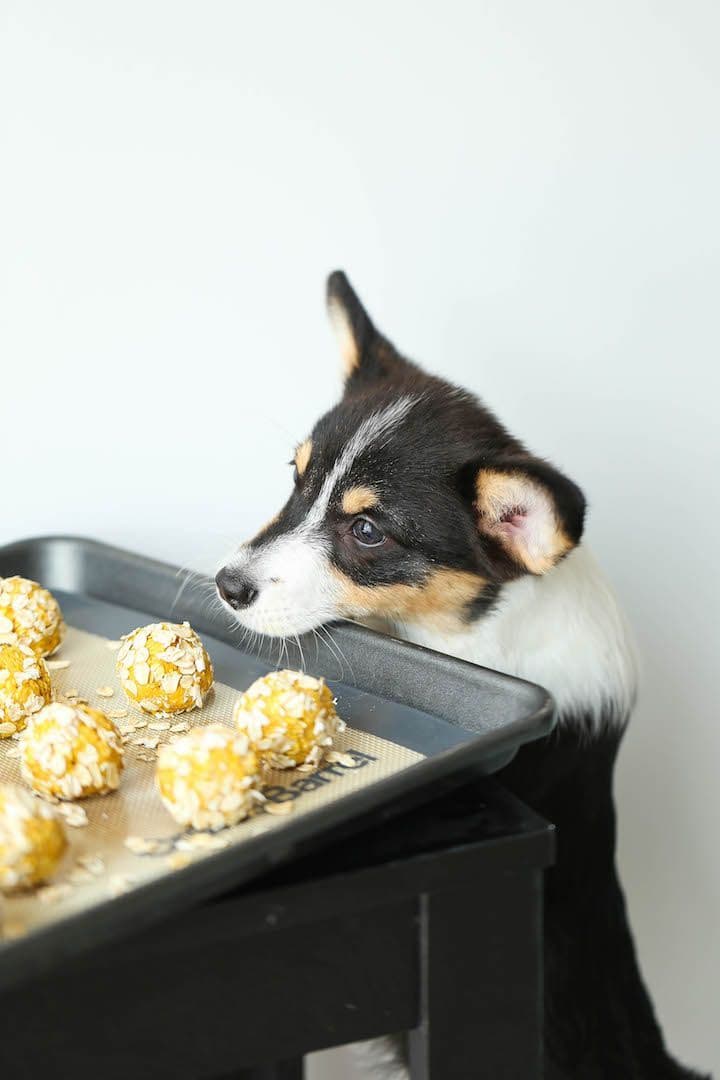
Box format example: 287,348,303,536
303,398,414,530
294,439,313,478
341,486,379,516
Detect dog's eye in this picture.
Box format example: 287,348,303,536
351,517,386,547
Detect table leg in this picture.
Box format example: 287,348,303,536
408,870,543,1080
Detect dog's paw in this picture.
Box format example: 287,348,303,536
350,1036,409,1080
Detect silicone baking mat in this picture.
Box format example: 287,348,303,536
0,626,423,942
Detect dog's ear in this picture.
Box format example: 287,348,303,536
472,456,586,576
326,270,409,384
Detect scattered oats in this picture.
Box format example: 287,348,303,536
176,832,231,852
295,763,316,773
2,919,27,940
108,874,135,897
169,721,189,732
326,750,357,768
264,801,295,816
63,688,79,699
47,660,71,670
77,853,105,876
95,686,114,698
0,722,17,737
136,752,156,762
125,835,166,855
136,735,160,750
37,883,73,904
55,803,88,827
107,708,129,719
148,720,170,731
166,852,192,870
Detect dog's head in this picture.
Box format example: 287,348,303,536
216,272,585,638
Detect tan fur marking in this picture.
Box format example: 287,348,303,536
341,486,379,516
475,468,572,574
328,298,360,376
331,566,486,632
294,439,313,478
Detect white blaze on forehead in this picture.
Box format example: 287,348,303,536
219,396,417,637
304,395,416,529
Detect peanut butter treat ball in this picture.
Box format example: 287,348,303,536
116,622,214,716
232,670,343,770
0,785,67,891
0,577,65,658
156,725,260,831
20,702,124,800
0,642,52,738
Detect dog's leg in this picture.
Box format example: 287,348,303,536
500,726,711,1080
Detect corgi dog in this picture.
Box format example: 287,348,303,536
216,272,708,1080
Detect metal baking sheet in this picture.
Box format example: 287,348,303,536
0,536,554,990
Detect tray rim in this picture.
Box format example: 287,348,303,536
0,534,555,991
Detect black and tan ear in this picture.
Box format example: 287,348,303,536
474,457,586,576
326,270,409,383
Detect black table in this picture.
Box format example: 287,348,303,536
0,778,554,1080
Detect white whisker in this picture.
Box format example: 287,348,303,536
293,633,307,673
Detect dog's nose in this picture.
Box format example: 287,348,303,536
215,568,259,611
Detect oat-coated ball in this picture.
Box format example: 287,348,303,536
0,784,67,891
20,702,124,800
232,669,343,770
0,641,53,739
0,577,65,658
157,724,260,831
116,622,214,716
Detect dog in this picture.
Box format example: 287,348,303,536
216,271,709,1079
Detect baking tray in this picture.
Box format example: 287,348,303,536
0,535,554,990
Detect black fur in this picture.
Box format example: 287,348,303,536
500,729,709,1079
221,271,709,1077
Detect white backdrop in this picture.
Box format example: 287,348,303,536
2,2,718,1075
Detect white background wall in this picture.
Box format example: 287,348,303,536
2,2,718,1074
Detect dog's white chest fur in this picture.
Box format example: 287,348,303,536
387,545,638,732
